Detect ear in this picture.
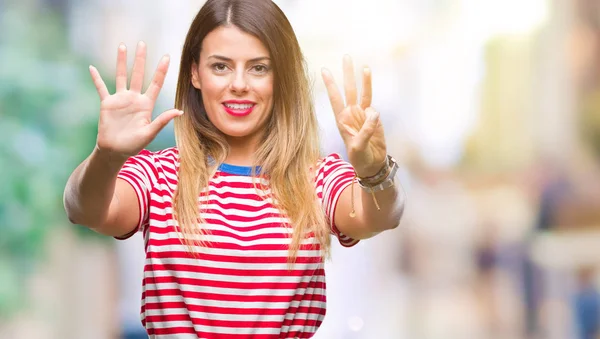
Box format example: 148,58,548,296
191,63,201,90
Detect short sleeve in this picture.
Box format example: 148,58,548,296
114,149,157,240
316,153,360,247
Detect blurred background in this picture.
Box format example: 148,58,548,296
1,0,600,338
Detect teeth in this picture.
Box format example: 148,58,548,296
225,103,253,110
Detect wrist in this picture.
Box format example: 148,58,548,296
348,156,400,216
357,155,399,191
93,144,130,168
355,158,389,182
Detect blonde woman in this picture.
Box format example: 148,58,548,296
63,0,405,337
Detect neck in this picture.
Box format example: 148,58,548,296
224,134,262,166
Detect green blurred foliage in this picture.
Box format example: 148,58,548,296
0,1,177,319
0,3,104,317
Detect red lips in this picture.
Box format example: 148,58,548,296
222,100,256,117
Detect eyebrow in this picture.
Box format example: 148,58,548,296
208,55,271,63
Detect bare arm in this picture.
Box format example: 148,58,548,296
62,41,181,237
322,56,405,240
334,175,405,240
63,148,139,237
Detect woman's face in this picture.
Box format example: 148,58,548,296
192,25,274,145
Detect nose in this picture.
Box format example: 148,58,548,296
229,70,249,94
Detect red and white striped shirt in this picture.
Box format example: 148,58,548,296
116,147,358,338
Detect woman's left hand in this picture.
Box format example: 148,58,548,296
322,55,387,178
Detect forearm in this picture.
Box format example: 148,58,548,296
333,158,406,239
63,147,126,228
358,181,405,232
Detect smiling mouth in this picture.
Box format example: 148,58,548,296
222,102,256,117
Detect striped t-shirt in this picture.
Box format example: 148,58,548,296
116,147,359,338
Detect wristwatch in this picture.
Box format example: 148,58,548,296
357,155,399,192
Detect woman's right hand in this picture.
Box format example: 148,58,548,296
90,41,183,159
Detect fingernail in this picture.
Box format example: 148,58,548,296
178,110,184,115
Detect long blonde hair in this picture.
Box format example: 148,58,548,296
173,0,330,262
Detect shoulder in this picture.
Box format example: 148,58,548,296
133,147,179,163
321,152,345,163
124,147,179,176
316,153,352,173
313,153,355,188
152,147,179,163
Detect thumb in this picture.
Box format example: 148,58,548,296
353,107,380,150
146,108,184,137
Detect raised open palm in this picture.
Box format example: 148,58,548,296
91,41,183,158
321,55,387,178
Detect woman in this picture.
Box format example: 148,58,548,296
63,0,405,337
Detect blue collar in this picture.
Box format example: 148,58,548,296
217,163,262,176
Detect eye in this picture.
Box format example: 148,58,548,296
251,64,269,74
211,63,229,73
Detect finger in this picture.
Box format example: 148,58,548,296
360,66,372,109
321,68,345,115
353,107,380,150
343,55,357,106
89,65,110,101
146,108,184,137
116,43,128,92
341,123,359,137
129,41,147,93
145,55,170,102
